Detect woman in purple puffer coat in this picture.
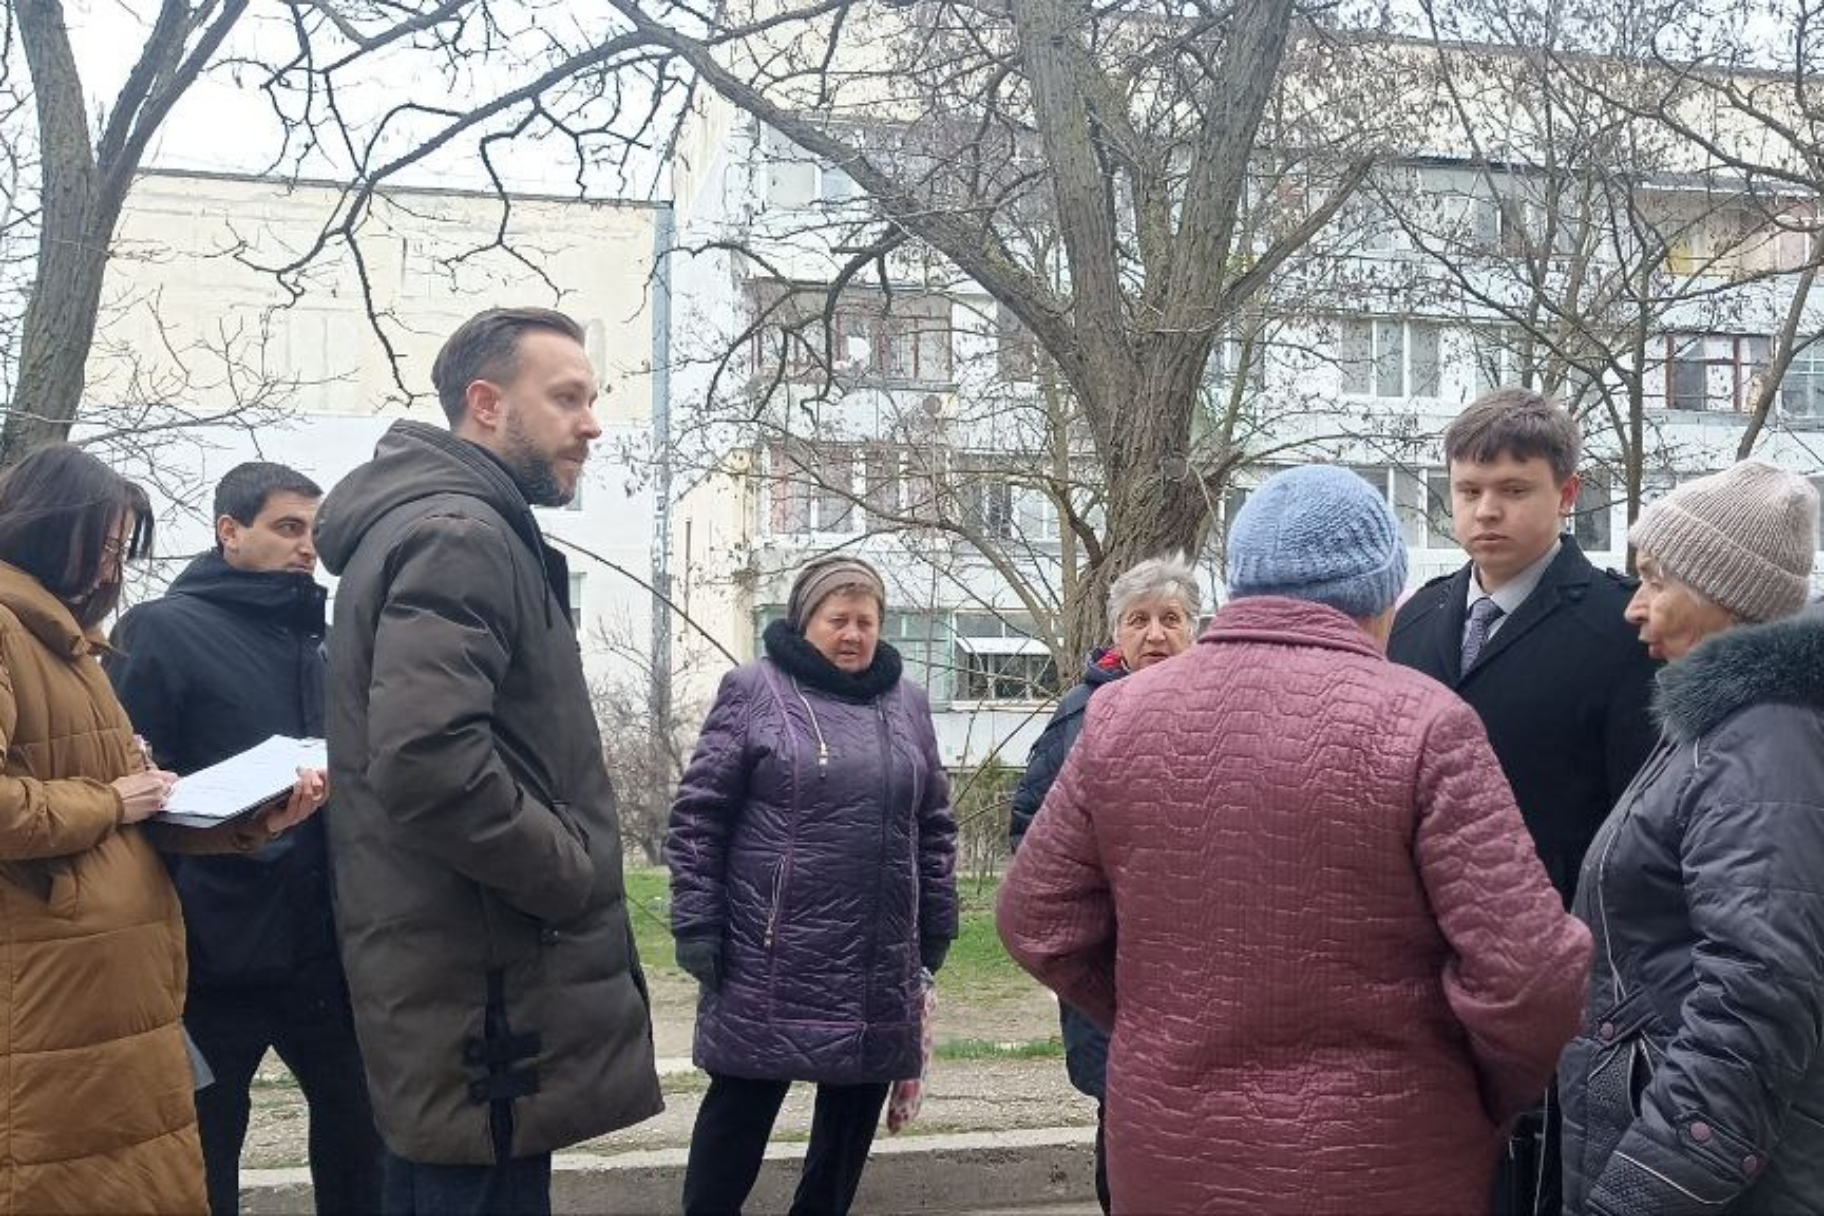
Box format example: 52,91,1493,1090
668,555,958,1216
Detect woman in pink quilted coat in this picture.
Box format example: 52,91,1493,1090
999,464,1592,1215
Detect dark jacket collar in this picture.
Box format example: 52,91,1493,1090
315,421,544,575
1423,535,1597,682
763,618,903,702
1656,608,1824,743
1079,646,1127,690
315,420,565,624
168,552,327,636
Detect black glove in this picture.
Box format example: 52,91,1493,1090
675,935,723,991
920,936,951,975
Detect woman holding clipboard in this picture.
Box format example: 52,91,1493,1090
0,444,323,1214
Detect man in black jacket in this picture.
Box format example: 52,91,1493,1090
1388,389,1658,1216
314,308,661,1216
109,463,381,1216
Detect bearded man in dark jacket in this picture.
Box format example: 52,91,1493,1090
109,462,382,1215
313,308,661,1216
1007,555,1200,1216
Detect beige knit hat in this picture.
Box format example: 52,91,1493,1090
786,555,886,627
1630,460,1819,623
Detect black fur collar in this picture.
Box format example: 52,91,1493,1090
1656,607,1824,743
763,618,903,702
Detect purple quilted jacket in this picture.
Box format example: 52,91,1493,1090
668,659,958,1083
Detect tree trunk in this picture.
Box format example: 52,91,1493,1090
1060,383,1208,663
2,0,104,468
1,225,109,466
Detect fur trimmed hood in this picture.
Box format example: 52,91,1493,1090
1656,607,1824,743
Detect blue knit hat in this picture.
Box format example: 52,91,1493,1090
1227,464,1409,617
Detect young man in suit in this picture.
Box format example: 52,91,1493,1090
1389,388,1659,1216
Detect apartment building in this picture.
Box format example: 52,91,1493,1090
662,43,1824,772
89,170,671,692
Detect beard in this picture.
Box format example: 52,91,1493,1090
499,412,574,508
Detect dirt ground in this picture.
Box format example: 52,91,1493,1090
240,971,1085,1169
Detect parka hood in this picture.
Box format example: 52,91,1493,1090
167,551,326,634
1080,646,1127,688
314,421,544,577
1656,606,1824,743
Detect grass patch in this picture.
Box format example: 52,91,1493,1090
622,866,1029,999
934,1036,1064,1061
624,866,677,976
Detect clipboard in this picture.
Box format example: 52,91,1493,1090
154,735,326,829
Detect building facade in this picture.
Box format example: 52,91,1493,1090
663,51,1824,771
90,170,671,695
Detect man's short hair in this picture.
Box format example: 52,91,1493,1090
431,307,587,425
1441,388,1582,485
214,462,322,527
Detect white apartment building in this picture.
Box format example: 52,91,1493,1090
663,54,1824,772
89,170,671,694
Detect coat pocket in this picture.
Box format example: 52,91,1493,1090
763,858,787,950
478,889,544,971
550,798,590,852
0,858,52,904
1569,990,1668,1182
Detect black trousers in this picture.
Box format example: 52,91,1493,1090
1092,1103,1110,1215
383,1149,552,1216
186,967,383,1216
682,1074,891,1216
1492,1094,1559,1216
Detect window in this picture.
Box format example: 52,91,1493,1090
952,612,1057,702
863,446,900,526
997,302,1037,382
813,448,856,533
1016,485,1062,543
1572,467,1614,552
1349,464,1429,546
762,125,815,207
964,479,1014,540
752,291,953,385
1338,319,1441,398
764,441,860,535
1207,332,1267,399
1425,469,1457,549
1663,334,1765,413
566,573,584,632
1472,326,1521,396
819,163,858,203
1784,344,1824,421
1341,193,1400,253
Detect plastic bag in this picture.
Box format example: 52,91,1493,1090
886,968,937,1134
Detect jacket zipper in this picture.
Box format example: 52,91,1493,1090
1597,739,1677,1003
764,859,785,949
793,679,829,776
864,697,892,1021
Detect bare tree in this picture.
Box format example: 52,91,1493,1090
1537,0,1824,460
1396,1,1824,538
587,613,712,864
270,0,1397,661
0,0,255,466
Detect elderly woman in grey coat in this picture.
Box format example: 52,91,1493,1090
1560,460,1824,1215
1006,554,1200,1215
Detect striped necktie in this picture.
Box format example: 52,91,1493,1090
1461,597,1505,670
